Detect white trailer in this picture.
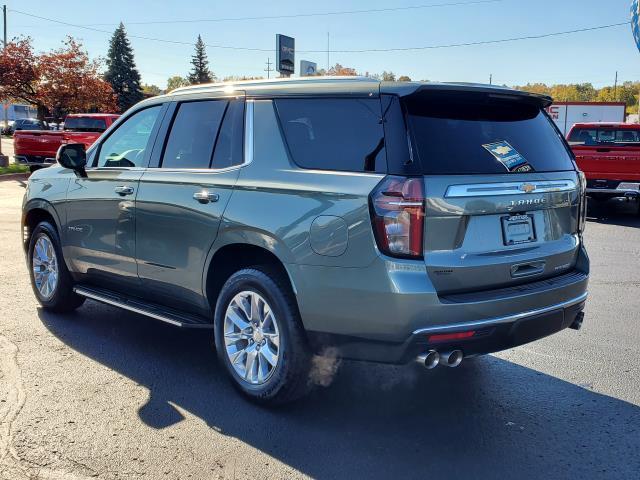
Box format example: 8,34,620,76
545,102,626,136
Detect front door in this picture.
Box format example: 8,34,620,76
63,104,165,292
135,98,246,314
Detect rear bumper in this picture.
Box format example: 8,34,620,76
14,155,56,167
307,292,586,363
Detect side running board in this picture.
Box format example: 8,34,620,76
73,286,214,329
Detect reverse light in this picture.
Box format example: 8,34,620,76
369,176,425,259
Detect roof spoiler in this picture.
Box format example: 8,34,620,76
381,82,553,108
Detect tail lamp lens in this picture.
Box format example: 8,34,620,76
370,176,425,258
577,170,587,234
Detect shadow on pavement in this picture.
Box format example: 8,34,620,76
587,197,640,227
39,305,640,479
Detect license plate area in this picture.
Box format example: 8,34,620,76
501,214,536,245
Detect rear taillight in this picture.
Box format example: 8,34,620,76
369,176,425,259
577,170,587,234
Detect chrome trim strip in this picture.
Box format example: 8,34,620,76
412,291,588,335
244,100,254,166
445,180,576,198
74,287,183,327
587,188,639,194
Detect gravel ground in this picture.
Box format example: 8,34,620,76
0,178,639,479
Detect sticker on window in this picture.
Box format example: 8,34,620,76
482,141,534,173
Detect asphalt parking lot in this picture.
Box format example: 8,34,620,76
0,178,639,480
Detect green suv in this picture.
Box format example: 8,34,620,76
22,77,589,404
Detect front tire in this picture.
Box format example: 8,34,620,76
27,221,84,313
214,267,312,405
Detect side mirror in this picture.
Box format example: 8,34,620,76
56,143,87,177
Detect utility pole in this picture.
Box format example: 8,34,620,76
489,73,492,85
327,32,330,72
614,71,618,101
0,4,8,166
264,58,273,79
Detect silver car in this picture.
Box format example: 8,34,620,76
22,77,589,404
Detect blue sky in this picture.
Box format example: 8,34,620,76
4,0,640,89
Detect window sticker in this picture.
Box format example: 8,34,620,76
482,141,534,173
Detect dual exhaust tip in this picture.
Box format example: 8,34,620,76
416,350,463,369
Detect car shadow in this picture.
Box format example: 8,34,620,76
38,305,640,479
587,197,640,227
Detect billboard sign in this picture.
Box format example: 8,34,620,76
300,60,317,76
276,34,295,76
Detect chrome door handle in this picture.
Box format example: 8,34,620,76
193,190,219,204
114,185,134,196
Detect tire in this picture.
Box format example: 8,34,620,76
214,267,312,405
27,221,85,313
29,165,42,174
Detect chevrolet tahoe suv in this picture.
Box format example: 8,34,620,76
22,77,589,404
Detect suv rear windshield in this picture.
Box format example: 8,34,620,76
64,117,107,132
568,128,640,146
404,92,574,174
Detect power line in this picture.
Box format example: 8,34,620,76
53,0,505,26
9,9,630,55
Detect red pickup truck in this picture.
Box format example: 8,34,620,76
567,122,640,202
14,113,119,172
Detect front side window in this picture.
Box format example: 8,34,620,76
161,100,228,169
97,106,162,168
274,98,386,173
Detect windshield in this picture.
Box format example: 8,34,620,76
64,117,107,132
403,91,574,174
568,128,640,146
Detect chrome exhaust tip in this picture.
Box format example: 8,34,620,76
438,350,463,368
416,350,440,369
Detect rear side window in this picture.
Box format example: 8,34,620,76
404,92,575,174
162,100,227,169
212,100,244,169
275,98,385,173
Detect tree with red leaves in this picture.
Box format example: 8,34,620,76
0,37,117,120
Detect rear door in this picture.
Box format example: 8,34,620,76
401,90,581,294
134,96,245,314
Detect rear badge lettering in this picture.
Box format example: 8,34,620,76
482,141,535,173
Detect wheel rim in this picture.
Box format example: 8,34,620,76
223,291,281,385
32,233,58,300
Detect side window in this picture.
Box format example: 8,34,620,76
161,100,227,169
212,100,245,169
274,98,385,173
97,106,162,168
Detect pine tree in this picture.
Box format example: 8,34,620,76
105,23,143,112
188,35,213,84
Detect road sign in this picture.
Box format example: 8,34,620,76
300,60,317,77
276,34,295,76
632,0,640,52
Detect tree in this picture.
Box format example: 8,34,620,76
398,75,411,82
327,63,357,76
0,37,116,120
166,75,189,91
105,23,143,112
142,84,163,97
381,71,396,82
188,35,213,84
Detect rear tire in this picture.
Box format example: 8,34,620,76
29,165,42,174
27,221,85,313
214,267,312,405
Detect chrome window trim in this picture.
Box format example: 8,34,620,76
412,291,587,336
445,179,577,198
244,99,254,167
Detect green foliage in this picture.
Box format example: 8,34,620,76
142,84,163,96
188,35,214,85
0,163,29,175
105,23,143,112
166,76,189,91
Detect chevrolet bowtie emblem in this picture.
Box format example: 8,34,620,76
492,146,512,155
520,183,536,193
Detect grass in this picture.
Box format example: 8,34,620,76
0,163,28,175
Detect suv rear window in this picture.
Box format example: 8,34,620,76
275,98,385,173
404,92,574,174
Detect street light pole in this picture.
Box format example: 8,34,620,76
0,4,8,166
